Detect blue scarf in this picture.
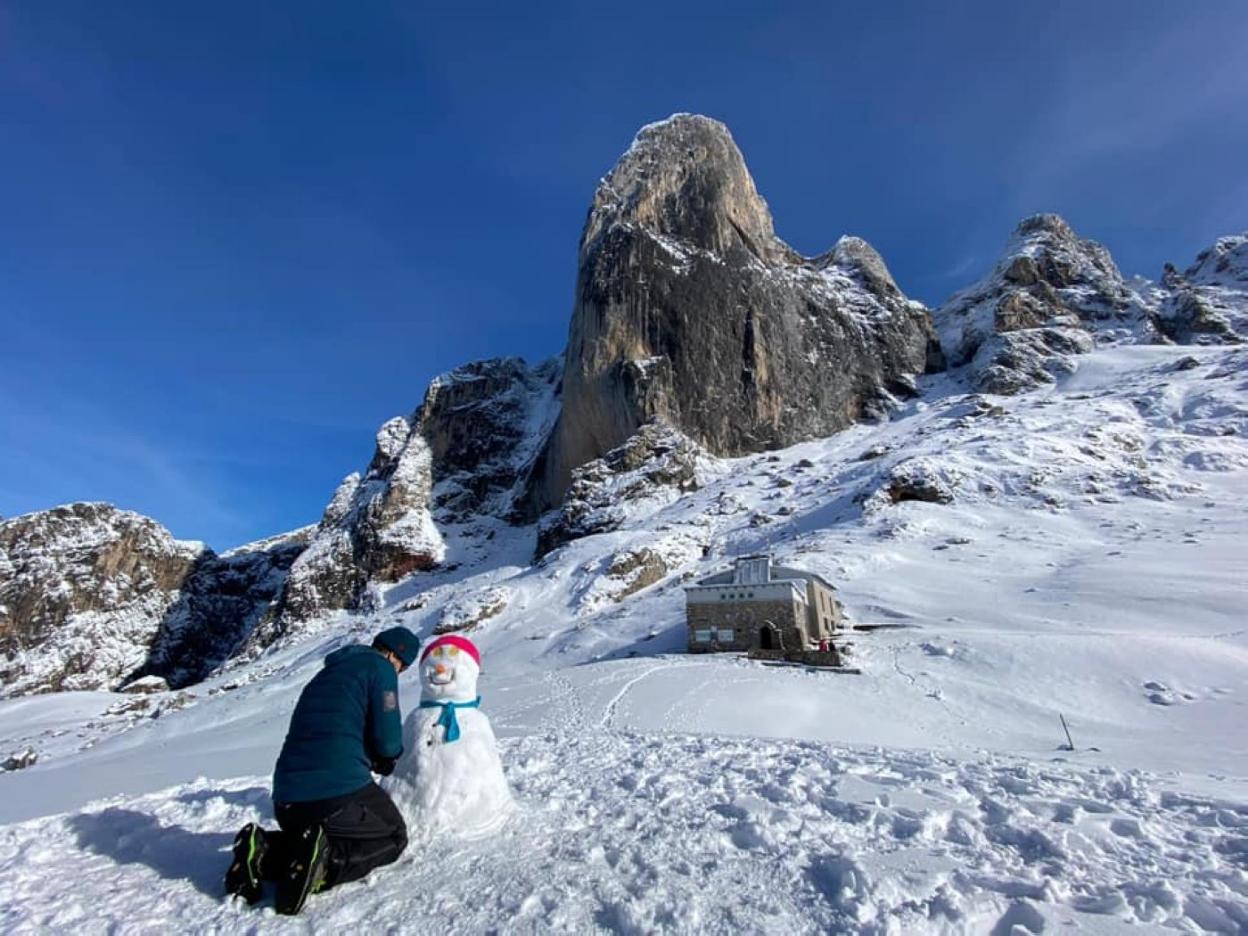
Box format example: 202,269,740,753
418,696,481,743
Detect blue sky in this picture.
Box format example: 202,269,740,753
2,1,1245,549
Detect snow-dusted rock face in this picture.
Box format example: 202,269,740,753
0,503,203,695
271,416,446,631
536,421,709,558
136,528,311,687
936,218,1247,395
418,356,561,523
529,113,943,509
1185,233,1248,288
433,585,512,635
936,214,1160,394
0,504,311,696
1155,234,1248,344
268,357,560,633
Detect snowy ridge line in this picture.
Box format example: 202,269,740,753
1,732,1245,933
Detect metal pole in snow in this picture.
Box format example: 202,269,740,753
1060,713,1075,751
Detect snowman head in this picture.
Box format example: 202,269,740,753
418,635,481,703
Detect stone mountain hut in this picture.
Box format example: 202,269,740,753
684,555,846,656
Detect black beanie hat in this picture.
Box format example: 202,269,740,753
373,625,421,667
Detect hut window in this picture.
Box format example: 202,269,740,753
717,628,734,642
694,629,714,643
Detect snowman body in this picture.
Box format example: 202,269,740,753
384,636,513,839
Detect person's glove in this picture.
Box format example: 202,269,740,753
370,756,397,777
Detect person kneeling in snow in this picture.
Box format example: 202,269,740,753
224,625,419,915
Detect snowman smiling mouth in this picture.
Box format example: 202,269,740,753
428,665,453,687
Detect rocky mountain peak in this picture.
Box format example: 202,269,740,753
1000,213,1124,292
0,500,312,696
935,214,1157,393
528,113,942,510
584,114,786,266
1154,233,1248,344
819,236,902,297
260,356,560,636
1014,212,1077,240
937,216,1247,394
1184,234,1248,287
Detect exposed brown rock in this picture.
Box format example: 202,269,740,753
0,503,203,695
607,548,669,601
529,114,942,510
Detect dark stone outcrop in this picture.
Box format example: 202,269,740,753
605,547,670,601
528,114,942,510
133,529,310,688
418,357,561,523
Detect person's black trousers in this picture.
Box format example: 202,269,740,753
267,782,408,887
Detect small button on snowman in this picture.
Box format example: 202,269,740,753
383,635,513,839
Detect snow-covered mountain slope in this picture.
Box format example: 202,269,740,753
1,340,1245,933
5,733,1245,933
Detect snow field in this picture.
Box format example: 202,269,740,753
1,729,1246,934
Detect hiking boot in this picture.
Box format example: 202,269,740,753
275,823,330,916
224,823,269,905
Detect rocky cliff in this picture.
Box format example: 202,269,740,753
266,415,446,634
0,504,306,696
418,357,561,524
528,114,943,510
262,356,561,633
135,528,310,688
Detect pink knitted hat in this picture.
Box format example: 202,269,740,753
419,634,481,667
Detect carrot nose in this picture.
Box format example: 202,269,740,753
433,663,449,676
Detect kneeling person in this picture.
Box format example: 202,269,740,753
224,626,420,915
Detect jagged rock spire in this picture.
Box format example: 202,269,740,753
528,113,942,509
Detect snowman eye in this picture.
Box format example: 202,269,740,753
448,646,460,657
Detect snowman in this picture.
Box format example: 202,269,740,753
383,634,513,839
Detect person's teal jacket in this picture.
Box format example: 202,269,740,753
272,644,403,803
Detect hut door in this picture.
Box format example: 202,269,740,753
760,625,777,650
